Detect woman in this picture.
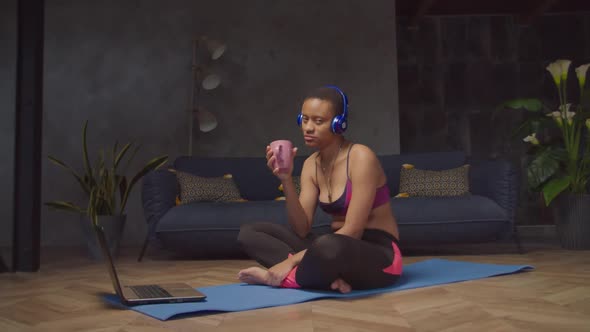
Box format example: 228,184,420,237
237,86,402,293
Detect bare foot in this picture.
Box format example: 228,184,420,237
238,267,270,285
330,278,351,293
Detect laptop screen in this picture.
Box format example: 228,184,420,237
94,225,125,298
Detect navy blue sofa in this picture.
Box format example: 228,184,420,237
138,151,521,260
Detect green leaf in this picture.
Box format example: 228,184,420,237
527,147,565,189
112,140,119,166
502,98,544,112
45,201,85,213
510,116,552,140
47,155,90,194
47,120,170,219
82,120,96,187
114,142,132,170
118,175,128,207
542,176,571,206
121,144,141,174
119,155,168,214
88,186,97,220
492,98,545,123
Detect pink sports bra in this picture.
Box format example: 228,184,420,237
317,144,391,216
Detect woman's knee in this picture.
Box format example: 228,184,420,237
237,222,277,246
237,223,257,247
307,234,349,263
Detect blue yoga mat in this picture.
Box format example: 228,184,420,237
103,258,533,321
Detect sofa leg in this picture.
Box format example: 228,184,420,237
137,234,150,262
138,220,161,262
513,226,525,254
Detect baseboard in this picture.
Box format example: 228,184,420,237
517,225,556,240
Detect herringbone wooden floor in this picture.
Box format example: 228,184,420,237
1,243,589,332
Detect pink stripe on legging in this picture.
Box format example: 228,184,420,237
280,266,301,288
280,253,301,288
382,241,403,275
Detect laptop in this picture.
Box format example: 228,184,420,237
94,224,206,305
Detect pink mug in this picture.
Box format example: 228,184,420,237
270,140,293,173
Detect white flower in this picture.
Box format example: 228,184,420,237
575,63,590,89
546,111,563,127
562,109,576,126
559,103,572,113
553,104,574,126
546,61,562,86
523,133,540,145
556,59,572,81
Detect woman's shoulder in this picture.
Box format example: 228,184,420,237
348,143,379,167
349,143,376,158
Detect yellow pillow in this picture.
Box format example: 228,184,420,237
399,164,470,197
170,169,246,204
276,176,301,200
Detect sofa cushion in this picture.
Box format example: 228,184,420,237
174,156,309,201
398,164,470,197
173,152,466,200
391,195,507,225
378,151,466,195
156,200,332,233
390,195,510,245
155,201,333,259
173,171,245,203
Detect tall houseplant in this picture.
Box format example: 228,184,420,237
45,120,168,258
499,59,590,249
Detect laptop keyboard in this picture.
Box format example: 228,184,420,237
129,285,173,298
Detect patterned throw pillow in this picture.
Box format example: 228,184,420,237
276,176,301,200
170,169,245,204
398,164,470,197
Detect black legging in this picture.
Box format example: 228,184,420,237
237,222,402,290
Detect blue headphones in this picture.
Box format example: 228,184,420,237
297,85,349,134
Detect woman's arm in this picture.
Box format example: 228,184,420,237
335,145,380,239
283,156,319,238
266,158,317,282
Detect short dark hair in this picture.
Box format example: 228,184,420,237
303,87,344,117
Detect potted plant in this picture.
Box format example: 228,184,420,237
498,59,590,249
45,120,168,259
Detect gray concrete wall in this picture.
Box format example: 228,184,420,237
0,0,16,259
396,13,590,225
34,0,400,247
4,2,587,250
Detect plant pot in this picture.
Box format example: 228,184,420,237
80,214,127,260
552,193,590,250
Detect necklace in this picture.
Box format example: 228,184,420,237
320,141,343,202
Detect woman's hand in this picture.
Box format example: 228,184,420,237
266,145,298,181
266,259,296,286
